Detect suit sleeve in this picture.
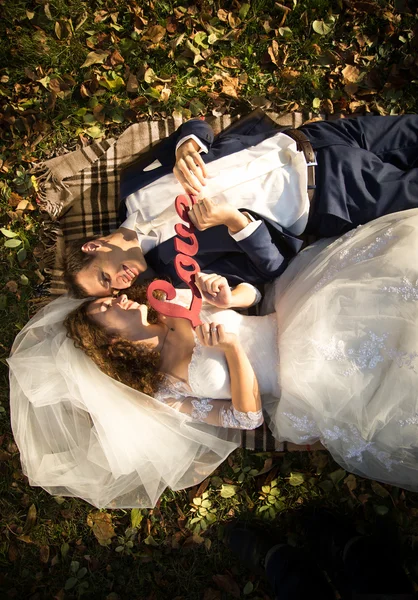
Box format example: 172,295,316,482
153,119,214,167
234,221,292,279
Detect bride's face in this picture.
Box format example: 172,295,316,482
87,294,155,341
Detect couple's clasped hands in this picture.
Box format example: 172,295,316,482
174,139,250,234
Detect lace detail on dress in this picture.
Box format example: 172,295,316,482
313,330,418,376
382,277,418,302
154,376,190,403
314,228,395,292
322,423,397,470
282,412,321,441
191,398,214,422
219,406,263,430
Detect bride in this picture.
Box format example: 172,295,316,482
8,209,418,508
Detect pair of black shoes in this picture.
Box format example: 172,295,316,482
224,511,416,600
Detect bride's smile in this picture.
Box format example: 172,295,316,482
87,294,165,346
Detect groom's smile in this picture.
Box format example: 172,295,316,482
76,230,148,296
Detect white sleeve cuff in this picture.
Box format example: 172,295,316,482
175,134,208,155
238,283,262,306
229,219,262,242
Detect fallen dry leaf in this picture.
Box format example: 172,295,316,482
220,56,241,69
6,281,18,293
126,73,139,93
143,25,166,44
23,504,37,533
221,75,240,98
81,50,110,69
87,511,116,546
344,82,359,95
342,65,361,83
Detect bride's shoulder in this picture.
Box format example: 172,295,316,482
154,373,191,403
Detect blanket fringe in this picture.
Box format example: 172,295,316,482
31,162,71,215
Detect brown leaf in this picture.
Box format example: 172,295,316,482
80,83,92,98
93,104,105,123
221,75,240,98
166,17,177,33
342,65,361,83
358,493,371,504
126,73,139,93
24,67,37,81
23,504,37,533
281,68,301,81
194,478,211,499
344,473,357,492
143,25,166,44
39,545,50,563
344,82,359,96
87,511,116,546
268,40,280,66
220,56,241,69
110,50,125,66
228,13,241,28
212,574,240,599
323,98,334,114
217,9,229,21
6,280,18,293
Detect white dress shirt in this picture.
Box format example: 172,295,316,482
122,131,309,254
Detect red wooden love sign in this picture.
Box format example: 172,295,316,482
146,194,203,328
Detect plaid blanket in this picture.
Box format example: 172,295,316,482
35,110,325,453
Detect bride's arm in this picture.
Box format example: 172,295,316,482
155,323,263,430
194,323,263,428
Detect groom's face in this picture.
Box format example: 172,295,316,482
76,239,148,297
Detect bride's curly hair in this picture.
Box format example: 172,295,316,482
64,284,164,395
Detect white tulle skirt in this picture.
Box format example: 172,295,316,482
266,209,418,490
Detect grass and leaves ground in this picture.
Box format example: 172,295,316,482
1,0,418,598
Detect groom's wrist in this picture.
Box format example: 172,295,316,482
226,211,251,234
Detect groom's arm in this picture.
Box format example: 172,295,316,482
153,119,214,168
188,199,296,280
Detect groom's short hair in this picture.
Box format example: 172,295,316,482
63,235,101,298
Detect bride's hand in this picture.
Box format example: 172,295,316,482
195,323,238,350
195,272,232,308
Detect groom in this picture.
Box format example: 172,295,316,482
63,109,418,298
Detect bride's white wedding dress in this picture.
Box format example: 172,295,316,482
157,208,418,490
8,209,418,508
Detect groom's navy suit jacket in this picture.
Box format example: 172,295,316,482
119,110,304,287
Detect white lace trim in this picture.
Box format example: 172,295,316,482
219,406,263,430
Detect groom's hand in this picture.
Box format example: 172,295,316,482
188,198,250,233
195,272,232,308
174,139,207,195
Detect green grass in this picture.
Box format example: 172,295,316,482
1,0,418,597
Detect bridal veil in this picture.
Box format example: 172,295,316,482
8,296,240,508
